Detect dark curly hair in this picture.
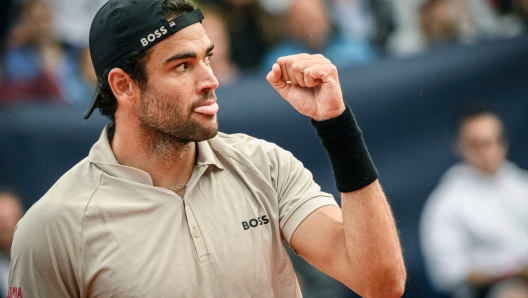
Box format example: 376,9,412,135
96,0,196,122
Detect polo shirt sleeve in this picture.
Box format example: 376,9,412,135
272,148,338,246
8,203,81,297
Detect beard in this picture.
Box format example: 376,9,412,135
137,84,218,155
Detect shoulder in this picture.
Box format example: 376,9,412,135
209,132,301,183
10,158,101,293
17,158,103,239
422,164,475,214
503,160,528,179
211,132,295,162
433,163,474,195
213,132,280,149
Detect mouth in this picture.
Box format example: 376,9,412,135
193,101,219,116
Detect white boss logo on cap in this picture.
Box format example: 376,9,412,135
140,26,168,47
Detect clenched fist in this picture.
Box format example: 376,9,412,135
266,54,346,121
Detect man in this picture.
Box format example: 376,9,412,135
8,0,406,297
41,0,108,48
261,0,376,71
0,191,23,298
421,107,528,298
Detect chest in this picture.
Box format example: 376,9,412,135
455,180,528,245
81,168,295,297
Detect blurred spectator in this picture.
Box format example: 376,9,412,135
200,0,282,70
330,0,395,50
420,0,477,45
0,190,24,297
463,0,523,38
63,47,97,108
200,5,239,85
261,0,377,71
0,0,78,105
386,0,428,56
368,0,396,48
420,107,528,298
331,0,377,42
41,0,107,48
389,0,524,56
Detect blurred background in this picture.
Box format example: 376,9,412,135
0,0,527,297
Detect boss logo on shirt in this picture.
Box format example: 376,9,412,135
242,215,269,230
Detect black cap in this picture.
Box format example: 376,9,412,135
84,0,204,119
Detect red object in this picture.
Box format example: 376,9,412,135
7,287,23,298
0,72,63,104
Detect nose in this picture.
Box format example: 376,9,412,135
197,62,219,94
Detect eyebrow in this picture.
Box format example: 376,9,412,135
164,44,215,65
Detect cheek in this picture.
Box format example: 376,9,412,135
161,79,195,103
492,144,507,160
142,73,199,114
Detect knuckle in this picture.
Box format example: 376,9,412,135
292,61,303,72
285,56,295,63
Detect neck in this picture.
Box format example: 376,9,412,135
111,122,197,190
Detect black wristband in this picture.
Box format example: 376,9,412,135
311,106,378,193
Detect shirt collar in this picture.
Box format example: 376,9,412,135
88,124,223,185
197,137,224,170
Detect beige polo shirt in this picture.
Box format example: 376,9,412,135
8,125,337,297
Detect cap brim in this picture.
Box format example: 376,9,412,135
83,89,99,119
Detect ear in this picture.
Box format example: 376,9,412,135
108,68,140,108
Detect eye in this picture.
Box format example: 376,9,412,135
204,53,213,65
175,62,188,72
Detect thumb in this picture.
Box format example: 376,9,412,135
266,63,290,98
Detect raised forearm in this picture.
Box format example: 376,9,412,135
310,106,406,296
340,181,406,297
267,54,406,296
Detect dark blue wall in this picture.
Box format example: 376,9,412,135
1,34,527,297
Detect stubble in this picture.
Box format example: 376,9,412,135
137,86,218,161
